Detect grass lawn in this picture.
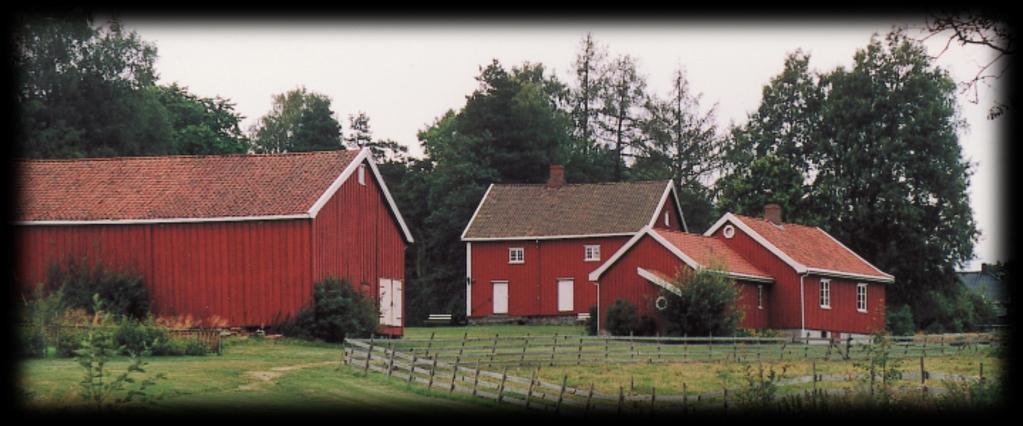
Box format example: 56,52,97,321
18,335,523,414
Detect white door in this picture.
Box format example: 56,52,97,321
492,282,508,314
379,278,393,325
392,279,402,326
558,279,574,312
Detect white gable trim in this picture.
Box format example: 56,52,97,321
637,267,681,296
704,213,808,274
814,227,894,282
460,183,495,241
587,227,774,283
806,268,895,283
647,181,688,233
307,148,414,243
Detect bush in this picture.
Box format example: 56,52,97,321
115,318,170,355
288,277,378,342
886,304,915,336
604,299,638,336
44,258,150,320
660,267,741,336
19,326,47,358
585,305,598,335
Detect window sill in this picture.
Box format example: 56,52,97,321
820,305,831,310
584,259,600,262
857,309,868,314
508,261,524,265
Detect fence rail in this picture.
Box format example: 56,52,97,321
342,336,989,415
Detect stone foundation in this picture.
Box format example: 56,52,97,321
469,315,587,326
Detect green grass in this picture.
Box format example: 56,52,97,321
18,336,520,413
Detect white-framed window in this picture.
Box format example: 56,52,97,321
584,245,601,262
664,211,670,227
857,283,867,312
819,279,831,309
757,285,764,309
723,225,735,239
508,247,524,264
358,164,366,185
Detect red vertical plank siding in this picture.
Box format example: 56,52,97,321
311,160,407,335
468,236,629,318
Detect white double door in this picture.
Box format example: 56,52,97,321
378,278,403,327
557,279,574,312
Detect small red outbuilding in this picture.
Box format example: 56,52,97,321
15,148,413,335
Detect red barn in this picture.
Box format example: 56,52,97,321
461,165,686,322
15,148,413,336
588,204,893,339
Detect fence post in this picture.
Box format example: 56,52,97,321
708,332,713,361
426,331,435,358
585,382,595,415
458,331,468,358
472,360,481,396
605,336,610,363
920,356,926,387
521,333,530,365
940,334,945,354
723,386,728,411
550,332,559,366
497,367,508,403
408,355,418,383
617,385,624,415
364,339,375,374
683,333,688,361
578,337,584,365
489,333,499,367
630,332,635,361
846,336,852,359
525,368,538,409
804,335,809,359
650,386,656,415
556,375,568,414
812,360,817,394
427,357,438,390
449,356,461,393
682,382,687,411
387,343,396,377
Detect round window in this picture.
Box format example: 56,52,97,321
655,296,668,311
723,224,735,239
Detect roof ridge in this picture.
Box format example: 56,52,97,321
16,149,358,163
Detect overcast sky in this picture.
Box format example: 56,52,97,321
121,18,1006,271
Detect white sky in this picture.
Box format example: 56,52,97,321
121,18,1006,271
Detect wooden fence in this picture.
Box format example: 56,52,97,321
348,333,995,368
37,324,224,355
342,337,988,415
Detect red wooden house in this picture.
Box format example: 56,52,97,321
589,204,893,339
15,148,413,335
461,165,686,322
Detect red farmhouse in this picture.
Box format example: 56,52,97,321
461,165,686,322
15,148,413,336
590,205,894,339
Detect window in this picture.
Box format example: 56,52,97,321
723,225,735,239
358,164,366,185
757,285,764,309
664,211,670,227
819,279,831,309
857,283,867,312
508,247,524,264
584,245,600,262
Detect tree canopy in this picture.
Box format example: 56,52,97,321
248,86,343,153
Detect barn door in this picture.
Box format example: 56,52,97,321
558,279,574,312
379,278,393,326
492,281,508,314
391,279,402,326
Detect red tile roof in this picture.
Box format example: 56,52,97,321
462,180,671,239
653,229,773,280
731,214,891,280
16,150,361,221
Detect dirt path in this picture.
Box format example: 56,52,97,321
238,361,336,391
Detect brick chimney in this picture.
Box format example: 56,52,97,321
763,203,783,224
547,165,565,189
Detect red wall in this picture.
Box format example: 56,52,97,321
468,236,629,318
596,235,770,332
16,159,408,334
312,161,407,335
652,196,684,231
710,222,885,335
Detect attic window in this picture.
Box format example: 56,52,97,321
723,225,735,239
358,164,366,186
584,245,600,262
664,212,670,227
509,247,524,264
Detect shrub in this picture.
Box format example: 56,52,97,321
74,322,166,409
604,299,638,336
585,305,598,335
886,304,915,336
115,318,170,355
660,267,741,336
734,363,788,410
44,258,150,320
289,277,378,342
19,326,47,358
